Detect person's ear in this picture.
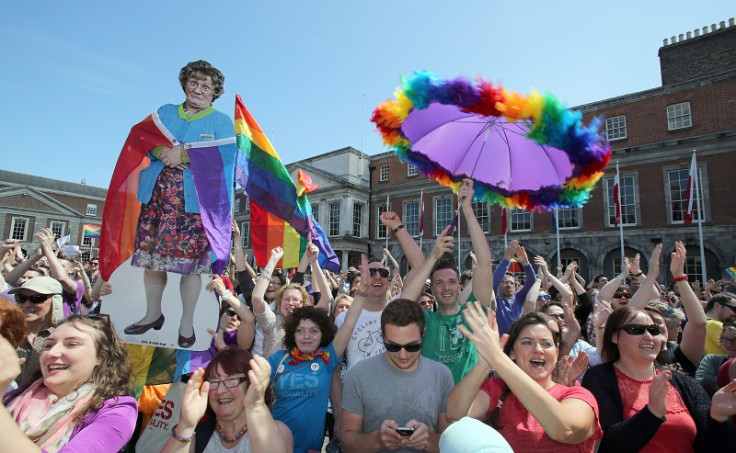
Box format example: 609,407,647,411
611,332,618,345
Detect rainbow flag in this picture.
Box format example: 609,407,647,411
82,224,101,238
127,344,177,386
233,94,339,271
726,266,736,280
99,111,236,280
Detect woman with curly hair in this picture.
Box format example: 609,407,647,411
265,256,369,453
447,305,602,452
0,314,136,452
123,59,234,349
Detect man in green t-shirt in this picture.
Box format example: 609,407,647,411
400,179,494,384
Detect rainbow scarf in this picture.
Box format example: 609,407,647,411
287,347,330,365
82,224,101,238
233,95,339,271
726,266,736,280
99,111,236,280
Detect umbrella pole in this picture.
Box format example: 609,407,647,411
457,202,461,273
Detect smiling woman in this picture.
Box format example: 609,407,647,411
446,306,602,452
0,315,137,452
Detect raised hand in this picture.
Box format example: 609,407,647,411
669,241,687,278
429,225,455,261
178,368,210,430
379,211,402,230
711,379,736,422
457,179,474,207
305,243,320,263
646,244,663,278
515,245,530,267
503,240,519,261
245,356,272,410
269,246,284,264
647,370,671,418
459,302,502,368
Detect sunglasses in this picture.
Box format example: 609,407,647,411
613,292,632,299
369,268,390,278
223,308,241,320
384,341,422,353
548,313,565,321
619,324,661,336
537,294,551,302
721,303,736,313
15,293,52,304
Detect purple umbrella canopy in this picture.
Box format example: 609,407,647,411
371,71,612,211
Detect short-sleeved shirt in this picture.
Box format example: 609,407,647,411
422,298,479,384
705,319,726,355
480,377,602,452
335,308,385,370
342,354,454,453
268,343,341,453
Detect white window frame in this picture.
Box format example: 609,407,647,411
407,163,418,177
352,203,364,237
667,102,692,131
556,207,581,230
434,197,453,236
379,164,390,182
49,221,66,241
81,231,93,247
605,174,638,227
509,208,531,233
234,198,241,213
311,203,320,223
329,201,341,237
403,200,420,236
241,222,250,247
471,201,490,233
10,217,29,241
605,115,627,141
85,204,98,216
665,166,704,224
376,203,391,239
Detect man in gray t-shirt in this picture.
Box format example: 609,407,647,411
340,300,454,452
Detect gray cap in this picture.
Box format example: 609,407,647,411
8,276,63,295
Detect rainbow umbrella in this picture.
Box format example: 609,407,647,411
371,71,612,211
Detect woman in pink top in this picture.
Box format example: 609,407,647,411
447,304,602,452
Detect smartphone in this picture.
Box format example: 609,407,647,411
396,427,415,437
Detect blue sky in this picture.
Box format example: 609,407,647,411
1,1,732,188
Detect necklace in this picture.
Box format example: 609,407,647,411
216,422,248,443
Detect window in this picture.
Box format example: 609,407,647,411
234,198,241,213
329,202,340,236
49,221,66,241
509,208,531,232
667,102,692,131
81,231,93,247
352,203,364,237
404,201,420,236
311,203,320,223
605,175,637,226
556,207,581,230
81,250,92,262
10,217,29,241
85,204,98,216
376,203,391,239
605,115,627,141
472,201,490,233
379,164,389,182
241,222,250,247
684,255,703,283
407,163,418,177
667,167,703,223
435,197,453,236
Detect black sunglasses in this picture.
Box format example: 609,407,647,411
721,303,736,313
384,341,422,353
223,308,241,320
613,292,631,298
619,324,660,336
15,293,53,304
369,268,390,278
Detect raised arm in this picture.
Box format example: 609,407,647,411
493,240,518,294
458,180,493,306
514,246,537,303
206,275,256,350
332,256,369,357
307,244,332,312
4,247,43,287
36,228,77,293
534,256,572,301
670,241,707,367
246,357,294,453
630,244,663,308
598,259,630,305
522,273,542,315
231,219,247,273
460,303,598,444
252,247,284,315
401,225,454,302
380,211,424,270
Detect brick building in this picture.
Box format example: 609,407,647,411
0,169,105,260
369,18,736,285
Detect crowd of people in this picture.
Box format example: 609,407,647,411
2,59,736,452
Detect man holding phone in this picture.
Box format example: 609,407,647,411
340,299,453,452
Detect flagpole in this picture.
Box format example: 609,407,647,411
419,190,424,251
693,152,707,281
502,207,507,248
385,194,390,251
555,208,561,271
617,163,625,266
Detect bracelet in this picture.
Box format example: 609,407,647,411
354,288,368,298
673,275,688,282
393,224,405,233
220,290,234,300
171,424,194,443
